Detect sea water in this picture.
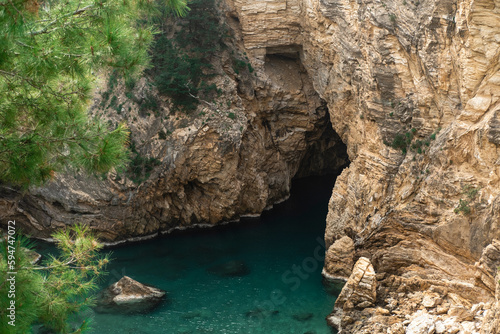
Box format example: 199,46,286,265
44,175,340,334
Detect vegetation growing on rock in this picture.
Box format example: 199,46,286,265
0,0,188,186
150,0,227,111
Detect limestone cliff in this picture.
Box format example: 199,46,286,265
1,0,500,331
224,0,500,331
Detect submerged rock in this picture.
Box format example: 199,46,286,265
95,276,165,314
292,312,314,322
181,309,213,320
244,308,280,320
207,260,250,277
245,308,266,320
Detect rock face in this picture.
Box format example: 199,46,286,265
0,6,348,241
95,276,165,314
1,0,500,331
324,236,354,280
327,257,377,332
222,0,500,332
475,239,500,292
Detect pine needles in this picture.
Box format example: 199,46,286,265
0,0,187,186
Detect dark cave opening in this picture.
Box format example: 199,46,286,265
295,102,350,179
262,45,350,183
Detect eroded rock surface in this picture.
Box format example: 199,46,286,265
324,236,354,280
481,273,500,334
0,8,348,241
327,257,377,331
225,0,500,331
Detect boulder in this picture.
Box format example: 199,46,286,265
324,236,355,280
292,312,314,322
475,239,500,292
480,272,500,334
327,257,377,332
447,305,474,322
334,257,377,310
95,276,165,314
406,310,436,334
422,292,442,308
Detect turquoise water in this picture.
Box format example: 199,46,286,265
71,176,339,333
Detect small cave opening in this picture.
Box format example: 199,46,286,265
261,44,350,193
295,102,350,180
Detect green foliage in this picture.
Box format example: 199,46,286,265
125,76,137,92
247,62,255,73
454,185,480,215
126,142,161,184
108,96,119,110
158,130,168,139
463,185,480,200
411,140,423,151
233,59,247,74
387,127,442,156
454,199,471,215
138,93,160,115
0,225,109,333
150,0,226,111
389,132,413,154
0,0,188,187
151,39,204,111
227,112,236,120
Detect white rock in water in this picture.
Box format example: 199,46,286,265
95,276,165,314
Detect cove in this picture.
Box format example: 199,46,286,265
90,174,339,333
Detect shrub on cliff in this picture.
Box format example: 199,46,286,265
150,0,226,111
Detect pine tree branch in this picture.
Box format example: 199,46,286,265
7,0,25,20
30,5,94,36
0,69,16,77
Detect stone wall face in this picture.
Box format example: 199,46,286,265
227,0,500,331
